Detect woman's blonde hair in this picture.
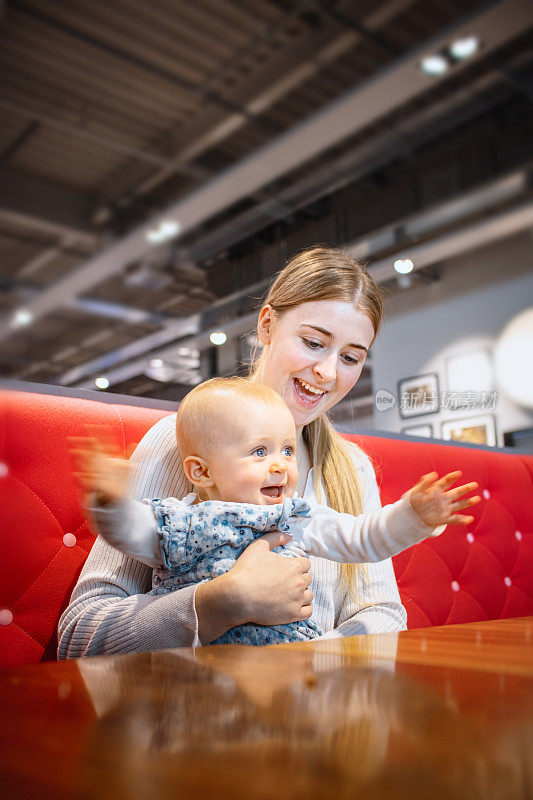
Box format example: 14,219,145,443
251,246,384,594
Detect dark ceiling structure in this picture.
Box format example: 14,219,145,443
1,0,532,418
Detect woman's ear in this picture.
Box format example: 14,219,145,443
257,304,275,346
182,456,214,489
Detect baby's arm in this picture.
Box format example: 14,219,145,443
71,434,169,568
295,471,480,562
89,496,166,569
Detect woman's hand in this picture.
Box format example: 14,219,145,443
195,532,313,645
406,470,480,528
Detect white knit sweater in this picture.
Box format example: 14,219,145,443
57,415,407,659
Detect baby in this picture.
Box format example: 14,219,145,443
74,377,479,646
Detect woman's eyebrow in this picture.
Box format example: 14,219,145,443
302,324,369,353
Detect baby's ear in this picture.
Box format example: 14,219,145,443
182,456,214,488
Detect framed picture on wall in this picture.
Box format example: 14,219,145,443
441,414,497,447
402,423,433,438
397,373,440,418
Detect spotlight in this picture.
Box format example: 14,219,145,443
419,54,449,77
210,331,227,346
11,308,34,328
95,376,110,389
146,220,181,244
449,35,480,61
394,258,414,274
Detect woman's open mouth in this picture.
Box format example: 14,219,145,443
293,377,326,407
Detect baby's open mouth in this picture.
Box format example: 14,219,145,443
260,486,284,499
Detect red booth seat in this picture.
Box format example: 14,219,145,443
1,389,532,667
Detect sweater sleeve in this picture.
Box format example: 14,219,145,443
57,414,201,659
317,443,408,639
296,495,444,562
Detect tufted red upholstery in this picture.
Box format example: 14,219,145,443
1,389,532,667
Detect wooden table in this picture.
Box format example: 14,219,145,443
1,617,532,800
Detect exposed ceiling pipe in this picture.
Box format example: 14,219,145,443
59,163,531,385
366,200,533,283
58,275,272,385
2,0,529,343
72,196,533,389
74,310,259,389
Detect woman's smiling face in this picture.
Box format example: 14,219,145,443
257,299,375,431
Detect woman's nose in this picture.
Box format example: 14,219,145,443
313,352,337,383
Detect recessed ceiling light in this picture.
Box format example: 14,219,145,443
10,308,34,328
210,331,227,346
146,219,181,244
419,54,449,77
449,35,480,61
95,376,110,389
394,258,414,274
178,347,191,356
150,358,164,368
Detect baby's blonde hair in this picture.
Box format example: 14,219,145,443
176,376,290,461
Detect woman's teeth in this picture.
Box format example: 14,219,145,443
295,378,325,396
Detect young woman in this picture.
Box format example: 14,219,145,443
58,246,407,657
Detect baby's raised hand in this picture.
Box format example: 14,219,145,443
70,429,130,507
406,471,480,528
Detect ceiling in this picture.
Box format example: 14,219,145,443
1,0,532,412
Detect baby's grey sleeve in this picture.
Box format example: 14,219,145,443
88,496,164,569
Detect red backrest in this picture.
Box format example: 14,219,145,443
1,390,532,666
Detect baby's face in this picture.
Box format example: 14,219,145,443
205,397,299,505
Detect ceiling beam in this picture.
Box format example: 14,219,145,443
0,165,97,243
1,0,531,344
67,178,533,388
96,0,417,214
366,200,533,284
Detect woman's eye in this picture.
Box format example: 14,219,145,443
342,353,360,366
302,338,322,350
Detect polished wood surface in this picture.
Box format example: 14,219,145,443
1,618,532,800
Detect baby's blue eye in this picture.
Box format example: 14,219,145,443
283,445,295,457
254,447,267,457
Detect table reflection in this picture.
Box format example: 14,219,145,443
75,634,533,800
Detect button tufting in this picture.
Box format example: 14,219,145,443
515,531,522,541
0,462,8,478
451,581,460,593
63,533,77,548
0,609,13,626
482,489,490,500
504,577,512,587
466,533,475,544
